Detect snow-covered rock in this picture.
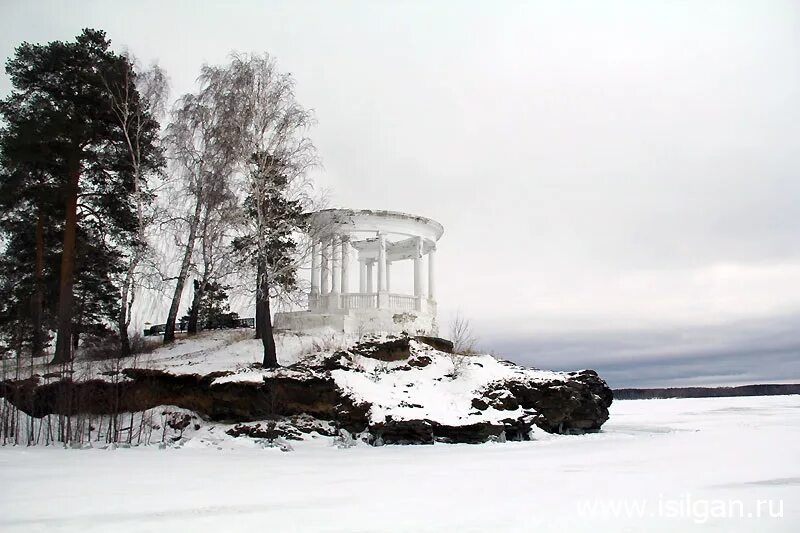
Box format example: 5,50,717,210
0,334,613,445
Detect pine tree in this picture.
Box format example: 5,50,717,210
0,208,60,355
234,154,308,367
0,29,162,362
181,280,239,332
0,81,64,356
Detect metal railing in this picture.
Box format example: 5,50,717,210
143,316,255,336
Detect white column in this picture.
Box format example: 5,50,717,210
359,261,367,292
366,260,374,293
386,262,392,292
331,235,341,294
428,246,436,299
341,237,350,294
320,237,330,294
377,233,387,292
377,233,388,308
310,241,320,296
413,237,423,297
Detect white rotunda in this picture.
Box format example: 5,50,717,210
273,208,443,335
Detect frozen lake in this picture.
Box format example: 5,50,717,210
1,394,798,532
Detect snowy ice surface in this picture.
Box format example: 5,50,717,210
1,394,798,532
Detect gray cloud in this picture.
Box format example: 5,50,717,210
485,313,800,388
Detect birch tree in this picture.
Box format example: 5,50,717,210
184,189,239,334
105,61,168,356
201,54,317,367
161,89,239,343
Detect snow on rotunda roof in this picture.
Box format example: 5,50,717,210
309,208,444,243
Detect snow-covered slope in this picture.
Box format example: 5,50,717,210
1,331,613,444
4,328,350,382
141,329,345,374
327,343,563,427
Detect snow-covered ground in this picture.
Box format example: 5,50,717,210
141,329,334,373
4,328,348,382
1,394,798,532
6,330,592,436
212,336,570,428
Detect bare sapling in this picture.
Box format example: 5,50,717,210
448,312,479,377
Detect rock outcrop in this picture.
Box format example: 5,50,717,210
0,335,612,445
475,369,613,433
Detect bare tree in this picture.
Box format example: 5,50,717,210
450,312,478,354
105,61,168,356
198,53,317,367
185,191,239,334
161,87,240,343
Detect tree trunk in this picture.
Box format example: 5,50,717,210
186,281,203,335
258,266,278,367
255,262,265,340
31,209,45,358
118,256,138,357
163,198,203,344
118,312,130,357
52,156,81,364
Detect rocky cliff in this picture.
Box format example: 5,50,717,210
0,335,613,445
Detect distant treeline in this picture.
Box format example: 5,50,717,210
613,383,800,400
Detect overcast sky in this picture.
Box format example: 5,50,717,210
2,0,799,387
